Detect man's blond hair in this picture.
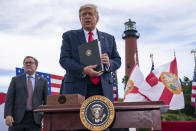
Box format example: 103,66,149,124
79,4,99,18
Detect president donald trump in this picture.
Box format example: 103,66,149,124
59,4,121,102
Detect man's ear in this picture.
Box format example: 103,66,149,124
79,16,82,22
96,15,99,23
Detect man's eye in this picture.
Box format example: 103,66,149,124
82,13,87,16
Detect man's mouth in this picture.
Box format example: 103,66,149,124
85,20,91,25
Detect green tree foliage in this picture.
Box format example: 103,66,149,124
118,98,123,102
180,77,195,115
122,75,129,89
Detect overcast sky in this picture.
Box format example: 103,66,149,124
0,0,196,98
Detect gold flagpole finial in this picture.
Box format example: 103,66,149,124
150,53,153,61
134,53,137,64
191,49,196,61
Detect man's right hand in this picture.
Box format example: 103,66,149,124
83,65,103,77
5,115,14,127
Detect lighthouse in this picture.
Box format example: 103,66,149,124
122,19,140,76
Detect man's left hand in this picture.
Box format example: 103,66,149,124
101,53,109,68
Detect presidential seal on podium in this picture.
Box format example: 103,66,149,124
80,95,115,130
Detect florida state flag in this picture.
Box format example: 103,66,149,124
140,58,184,110
123,64,149,102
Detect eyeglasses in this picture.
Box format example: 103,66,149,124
23,62,35,65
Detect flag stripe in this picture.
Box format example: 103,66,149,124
51,83,61,88
131,86,139,93
51,87,60,93
191,97,195,102
113,86,117,90
114,98,118,102
159,85,174,105
50,74,64,80
192,86,196,90
51,79,62,85
191,102,195,106
192,89,196,94
138,92,151,101
51,92,60,95
170,58,178,75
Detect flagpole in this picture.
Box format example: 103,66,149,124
150,53,154,63
150,53,154,72
191,49,196,61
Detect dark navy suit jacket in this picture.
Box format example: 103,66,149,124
59,28,121,102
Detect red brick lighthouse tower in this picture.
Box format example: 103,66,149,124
122,19,140,76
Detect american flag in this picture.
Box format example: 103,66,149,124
111,71,118,102
191,59,196,107
16,68,118,102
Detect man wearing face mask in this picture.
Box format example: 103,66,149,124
59,4,121,103
4,56,48,131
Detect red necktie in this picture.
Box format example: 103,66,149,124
88,31,100,85
27,75,33,110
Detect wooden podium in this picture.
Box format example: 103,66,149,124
34,101,168,131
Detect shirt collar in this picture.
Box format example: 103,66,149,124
26,73,35,79
83,28,97,36
83,28,98,42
